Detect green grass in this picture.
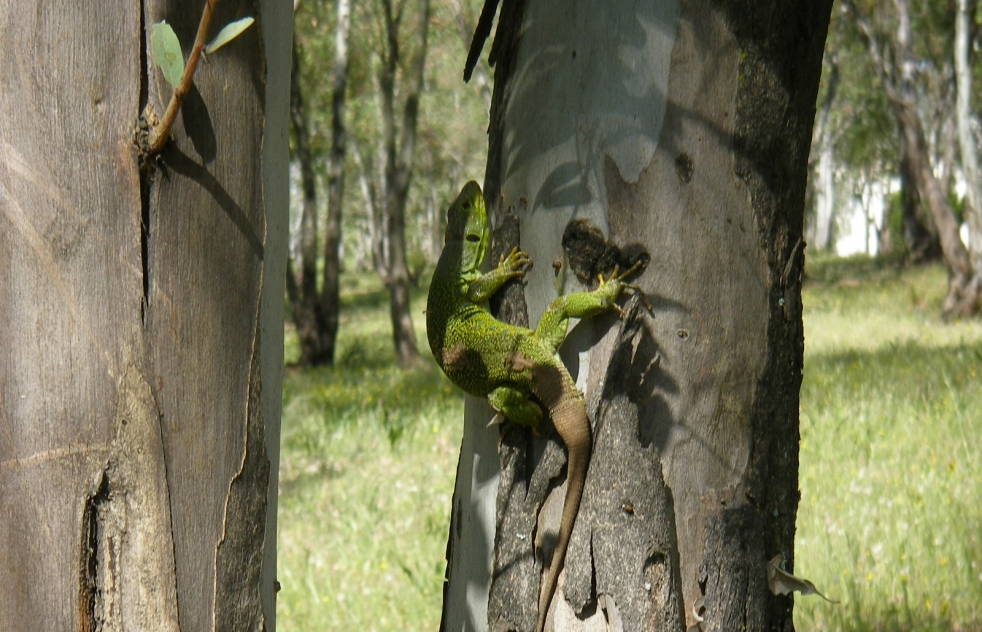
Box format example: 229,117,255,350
795,256,982,631
276,258,982,631
277,275,462,631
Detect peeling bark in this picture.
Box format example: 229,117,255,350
440,1,830,631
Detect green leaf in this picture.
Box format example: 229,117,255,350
151,21,185,88
205,17,255,55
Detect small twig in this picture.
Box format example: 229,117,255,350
147,0,218,155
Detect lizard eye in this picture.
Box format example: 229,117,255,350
465,234,480,243
461,201,470,210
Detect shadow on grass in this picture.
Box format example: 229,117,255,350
804,252,908,285
817,600,982,632
804,338,982,401
336,269,433,313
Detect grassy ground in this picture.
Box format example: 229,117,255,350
276,275,461,631
795,257,982,631
275,259,982,631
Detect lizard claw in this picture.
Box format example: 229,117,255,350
499,247,532,277
598,260,653,316
487,412,507,427
624,283,654,315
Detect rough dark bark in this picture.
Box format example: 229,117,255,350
440,1,831,630
0,0,289,628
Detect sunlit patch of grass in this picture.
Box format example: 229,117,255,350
803,255,982,353
795,259,982,631
277,271,462,631
278,260,982,631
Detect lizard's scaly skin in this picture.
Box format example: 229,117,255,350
427,182,636,632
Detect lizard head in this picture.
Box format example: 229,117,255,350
444,181,488,275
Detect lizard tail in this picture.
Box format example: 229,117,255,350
531,366,592,632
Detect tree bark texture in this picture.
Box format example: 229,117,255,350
0,0,290,629
440,1,831,630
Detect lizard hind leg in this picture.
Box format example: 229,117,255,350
487,385,544,432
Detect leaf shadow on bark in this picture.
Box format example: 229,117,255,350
161,144,264,259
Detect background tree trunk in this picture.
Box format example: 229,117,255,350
440,0,831,630
899,143,940,262
288,38,327,365
848,0,980,317
378,0,430,368
320,0,352,367
811,60,839,252
287,0,351,368
955,0,982,304
0,0,290,628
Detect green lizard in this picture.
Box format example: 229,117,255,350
426,181,642,632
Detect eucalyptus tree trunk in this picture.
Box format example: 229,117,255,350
849,0,979,316
286,0,351,367
811,61,839,252
440,1,831,630
955,0,982,302
378,0,430,367
287,38,325,364
320,0,352,365
0,0,290,628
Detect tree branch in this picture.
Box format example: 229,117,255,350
147,0,218,156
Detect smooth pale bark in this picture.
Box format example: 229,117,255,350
813,135,836,251
0,0,290,628
955,0,982,292
440,1,830,630
811,62,839,251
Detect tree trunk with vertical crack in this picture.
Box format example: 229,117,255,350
439,1,831,630
0,0,290,628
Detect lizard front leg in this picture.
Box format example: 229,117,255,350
533,261,646,353
467,247,532,303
